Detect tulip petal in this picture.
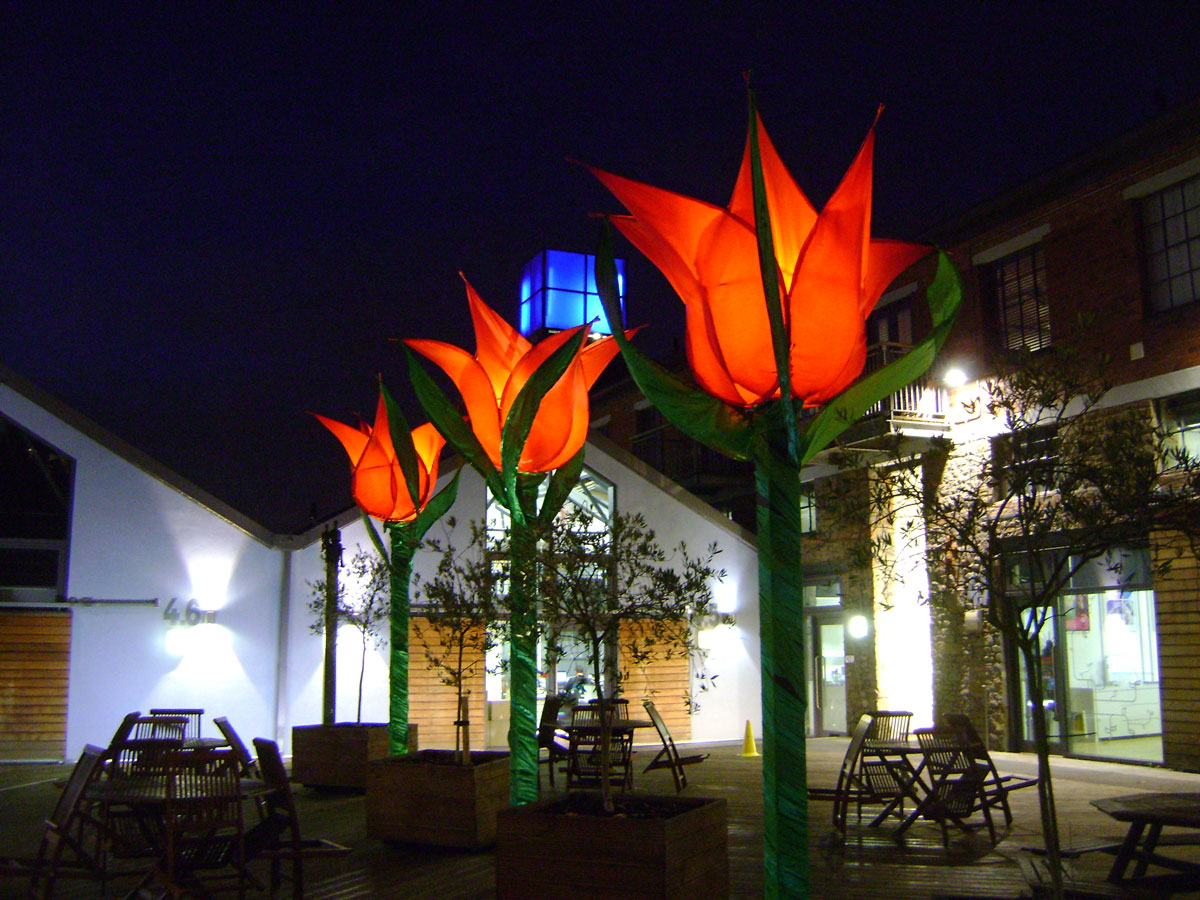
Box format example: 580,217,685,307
406,338,504,467
729,113,818,288
314,413,369,464
464,278,531,399
578,334,623,389
863,239,930,316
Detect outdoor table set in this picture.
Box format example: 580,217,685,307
3,707,347,900
812,710,1034,848
1087,791,1200,892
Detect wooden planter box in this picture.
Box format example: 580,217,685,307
496,793,728,900
366,749,510,848
290,723,417,789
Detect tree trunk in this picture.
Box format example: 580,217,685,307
754,441,810,900
322,527,341,725
1023,638,1065,900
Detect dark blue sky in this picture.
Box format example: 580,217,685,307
5,4,1200,532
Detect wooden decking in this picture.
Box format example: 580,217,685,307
5,738,1199,899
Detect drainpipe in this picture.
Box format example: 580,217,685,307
274,547,292,748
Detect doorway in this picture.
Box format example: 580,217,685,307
809,614,847,736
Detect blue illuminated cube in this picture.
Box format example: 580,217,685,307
519,249,626,337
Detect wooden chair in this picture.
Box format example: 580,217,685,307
250,738,350,900
536,696,569,791
642,699,708,792
0,744,107,899
865,710,913,745
149,708,204,741
565,704,633,791
132,714,191,744
808,714,877,833
156,747,252,900
213,716,260,780
912,726,997,847
943,713,1037,825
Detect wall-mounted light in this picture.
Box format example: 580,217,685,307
943,366,968,388
846,614,870,640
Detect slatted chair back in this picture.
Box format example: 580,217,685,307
161,747,248,896
865,710,913,745
149,708,204,741
132,714,190,743
943,713,1037,825
109,735,185,778
829,713,874,832
914,726,996,847
213,716,260,780
565,704,633,791
642,700,708,792
104,712,142,757
24,744,107,900
251,738,350,900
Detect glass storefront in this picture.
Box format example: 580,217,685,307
1015,545,1163,763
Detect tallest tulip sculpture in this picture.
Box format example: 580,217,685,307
589,95,962,900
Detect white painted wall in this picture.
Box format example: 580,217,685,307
1,384,285,760
4,378,761,761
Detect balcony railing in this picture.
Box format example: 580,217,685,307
860,341,948,430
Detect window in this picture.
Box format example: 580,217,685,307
1158,390,1200,463
799,487,817,534
0,416,73,604
993,423,1059,495
986,244,1051,352
1140,173,1200,312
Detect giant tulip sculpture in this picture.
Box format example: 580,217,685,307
316,382,459,755
405,278,623,804
589,96,962,899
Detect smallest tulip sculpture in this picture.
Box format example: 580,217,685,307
316,384,459,755
404,278,625,805
588,95,962,900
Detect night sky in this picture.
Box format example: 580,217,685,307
5,5,1200,533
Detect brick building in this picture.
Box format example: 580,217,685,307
594,99,1200,771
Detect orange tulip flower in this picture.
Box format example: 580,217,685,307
405,280,621,473
315,391,445,522
590,112,928,409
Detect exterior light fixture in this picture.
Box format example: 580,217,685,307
847,614,870,640
943,366,968,388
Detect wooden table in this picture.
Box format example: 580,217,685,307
1092,792,1200,885
564,719,653,790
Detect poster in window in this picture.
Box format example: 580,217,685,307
1106,595,1136,631
1064,595,1090,631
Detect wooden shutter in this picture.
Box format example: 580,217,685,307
0,609,70,760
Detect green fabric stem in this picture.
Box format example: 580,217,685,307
754,441,809,900
506,517,540,805
387,524,413,756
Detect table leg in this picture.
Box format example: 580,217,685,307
1107,821,1146,883
1132,822,1163,879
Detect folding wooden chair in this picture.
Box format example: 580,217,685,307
536,696,569,791
250,738,350,900
912,726,997,847
565,704,633,791
0,744,107,899
865,710,913,745
213,716,261,780
809,714,884,833
148,708,204,742
642,699,708,792
943,713,1037,825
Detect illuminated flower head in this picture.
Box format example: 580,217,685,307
590,110,929,408
316,390,444,522
405,279,621,473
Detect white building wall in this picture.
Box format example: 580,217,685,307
1,384,285,760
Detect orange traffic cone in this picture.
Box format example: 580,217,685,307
740,720,760,758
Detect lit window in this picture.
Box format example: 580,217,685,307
986,244,1051,352
1159,390,1200,463
799,487,817,534
1140,173,1200,312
